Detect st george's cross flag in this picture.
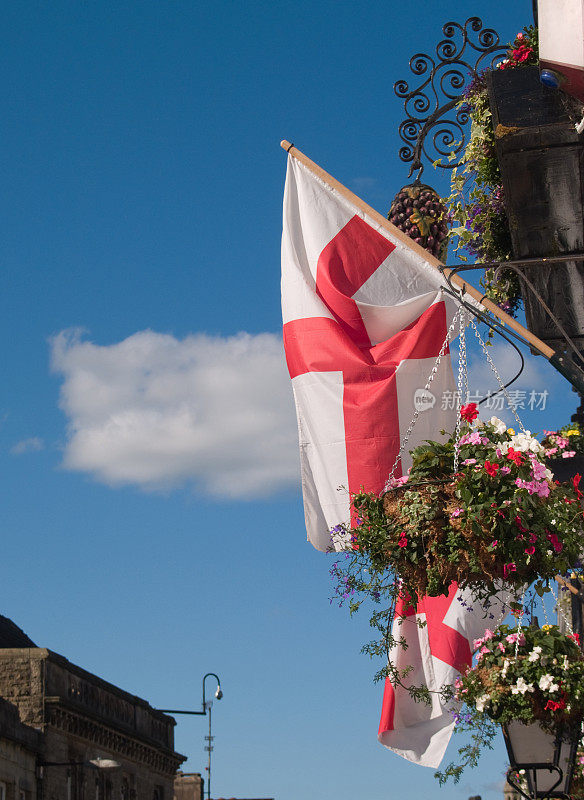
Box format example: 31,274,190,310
378,585,507,767
281,151,458,550
281,147,496,768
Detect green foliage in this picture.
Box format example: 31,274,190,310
444,26,539,317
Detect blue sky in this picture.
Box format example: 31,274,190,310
1,2,576,799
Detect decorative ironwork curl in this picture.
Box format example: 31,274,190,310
395,16,506,179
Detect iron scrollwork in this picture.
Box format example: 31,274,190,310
395,17,506,179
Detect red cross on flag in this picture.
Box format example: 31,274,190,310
378,586,507,767
280,144,499,768
281,149,458,550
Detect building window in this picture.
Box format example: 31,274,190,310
0,783,6,800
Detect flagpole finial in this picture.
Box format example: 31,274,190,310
281,140,295,153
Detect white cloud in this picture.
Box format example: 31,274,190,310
10,437,44,455
50,329,300,498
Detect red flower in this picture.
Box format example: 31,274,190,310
512,44,533,63
573,473,583,500
515,515,528,533
524,546,535,555
398,532,408,548
569,633,581,646
503,563,517,578
460,403,479,422
484,460,499,477
507,448,524,466
545,698,566,712
546,530,564,554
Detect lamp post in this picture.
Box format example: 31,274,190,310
158,672,222,800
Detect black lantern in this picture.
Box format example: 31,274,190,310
503,719,581,800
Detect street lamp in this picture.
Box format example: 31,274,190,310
503,720,581,800
158,672,223,800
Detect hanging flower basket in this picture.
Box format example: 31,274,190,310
344,405,584,604
542,423,584,483
454,624,584,728
437,624,584,789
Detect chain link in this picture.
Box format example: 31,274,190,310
453,307,468,474
469,318,527,434
384,307,461,489
549,583,574,635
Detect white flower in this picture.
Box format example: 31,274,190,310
539,674,559,692
528,647,542,662
490,416,507,435
508,431,544,455
501,659,510,678
475,693,490,712
563,656,570,670
512,677,534,695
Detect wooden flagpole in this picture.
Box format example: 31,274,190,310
280,140,584,394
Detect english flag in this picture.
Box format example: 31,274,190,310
281,150,458,550
378,586,507,767
281,146,497,768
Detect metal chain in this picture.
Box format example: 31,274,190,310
453,307,468,474
514,588,527,661
469,317,527,433
549,583,574,635
384,307,462,488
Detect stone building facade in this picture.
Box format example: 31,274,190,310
0,697,40,800
0,617,185,800
172,772,203,800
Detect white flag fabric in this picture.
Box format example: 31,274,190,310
281,153,458,550
281,151,496,768
378,586,506,767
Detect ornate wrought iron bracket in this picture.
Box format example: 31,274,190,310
395,17,506,180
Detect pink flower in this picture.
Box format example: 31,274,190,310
491,540,498,548
463,458,477,465
498,642,505,652
459,431,482,446
531,460,549,481
503,563,517,578
506,632,525,645
516,478,550,497
500,465,511,475
563,451,576,459
450,508,464,519
545,447,558,456
525,546,535,555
